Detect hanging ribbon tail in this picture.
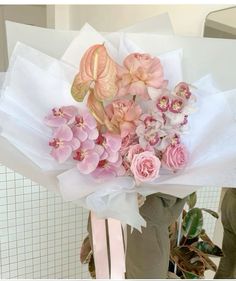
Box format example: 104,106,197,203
107,218,126,279
90,212,110,279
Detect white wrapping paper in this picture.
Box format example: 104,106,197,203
1,25,236,228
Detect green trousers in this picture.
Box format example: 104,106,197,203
215,189,236,279
126,193,186,279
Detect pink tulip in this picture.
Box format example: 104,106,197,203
117,53,164,100
49,125,80,163
45,106,78,127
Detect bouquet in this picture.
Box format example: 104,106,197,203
1,23,236,278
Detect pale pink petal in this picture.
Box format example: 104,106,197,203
53,125,73,141
120,122,136,138
77,152,99,174
125,105,142,122
94,145,105,156
106,150,119,163
44,115,66,127
88,128,99,140
51,145,72,163
73,127,88,142
62,106,78,119
104,133,121,152
84,113,97,129
128,81,149,100
68,138,80,150
81,139,95,150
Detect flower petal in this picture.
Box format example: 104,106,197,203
77,152,100,174
53,125,73,141
51,145,72,163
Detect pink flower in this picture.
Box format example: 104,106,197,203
136,113,166,148
130,151,161,183
73,140,103,174
117,53,164,100
106,99,142,138
49,125,80,163
45,106,78,127
91,157,125,179
72,110,98,142
120,133,138,156
96,133,121,163
127,144,154,163
162,143,188,170
169,98,185,113
174,82,191,100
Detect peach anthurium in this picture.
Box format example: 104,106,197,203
71,44,117,102
71,44,118,133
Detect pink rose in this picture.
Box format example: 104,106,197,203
130,151,161,183
162,143,188,170
117,53,164,100
127,144,154,163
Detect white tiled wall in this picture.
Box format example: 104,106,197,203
0,163,221,279
0,164,90,279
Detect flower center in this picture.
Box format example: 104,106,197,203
96,135,106,146
73,149,85,161
156,96,169,112
97,159,108,168
75,116,84,127
52,108,64,117
144,116,156,127
170,99,183,113
49,138,63,148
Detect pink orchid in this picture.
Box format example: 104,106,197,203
73,140,103,174
136,113,166,148
91,157,125,179
72,110,98,142
174,82,191,100
45,106,78,127
96,132,121,163
106,99,142,138
117,53,164,100
49,125,80,163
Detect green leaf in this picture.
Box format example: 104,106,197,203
187,192,197,209
201,208,219,219
182,270,200,279
191,245,217,272
193,241,223,257
171,246,205,277
182,208,203,239
199,229,214,245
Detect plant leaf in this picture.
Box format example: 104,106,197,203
88,254,96,279
182,208,203,239
80,235,92,264
187,192,197,209
182,270,200,279
192,241,223,257
171,246,205,277
199,229,214,245
190,244,217,272
201,208,219,219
